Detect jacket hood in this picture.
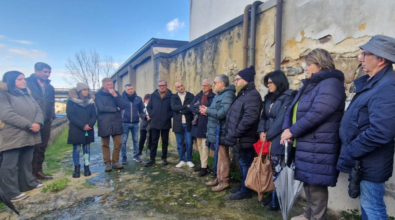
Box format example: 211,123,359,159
68,87,95,100
311,69,345,83
0,81,8,92
218,84,236,95
282,89,297,97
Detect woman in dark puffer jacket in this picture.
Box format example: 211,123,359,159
67,83,96,178
281,49,346,220
258,70,296,211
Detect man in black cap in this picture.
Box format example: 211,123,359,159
337,35,395,219
225,66,262,200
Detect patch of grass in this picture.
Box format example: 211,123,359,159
0,202,5,211
339,209,361,220
42,178,70,193
43,128,72,174
82,182,96,189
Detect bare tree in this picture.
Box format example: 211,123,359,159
64,49,117,91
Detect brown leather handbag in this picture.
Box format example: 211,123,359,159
245,141,275,201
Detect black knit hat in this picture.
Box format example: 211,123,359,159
237,65,256,83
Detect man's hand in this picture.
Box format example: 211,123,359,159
280,128,293,145
83,124,92,131
30,123,40,133
109,89,117,97
260,132,266,142
147,115,151,121
199,105,207,115
187,104,190,108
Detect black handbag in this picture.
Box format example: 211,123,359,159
348,160,362,198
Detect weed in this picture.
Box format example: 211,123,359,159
42,178,70,193
339,209,361,220
0,202,5,211
82,182,96,189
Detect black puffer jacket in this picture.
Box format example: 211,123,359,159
258,89,296,155
171,92,194,133
26,74,55,123
66,88,96,145
147,89,173,130
95,88,125,137
225,82,262,148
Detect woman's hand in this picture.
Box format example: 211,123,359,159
83,124,92,131
30,123,40,133
260,132,266,142
280,128,293,145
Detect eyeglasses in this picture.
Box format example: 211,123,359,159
202,85,211,87
158,85,167,87
267,81,274,86
235,77,242,82
361,51,374,58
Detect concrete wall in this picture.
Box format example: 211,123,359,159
156,0,395,216
189,0,270,41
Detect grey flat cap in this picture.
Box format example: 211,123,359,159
360,35,395,63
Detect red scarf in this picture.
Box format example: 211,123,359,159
201,89,212,104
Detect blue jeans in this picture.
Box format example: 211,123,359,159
360,180,387,220
238,147,255,193
121,123,139,161
175,123,192,162
72,144,90,166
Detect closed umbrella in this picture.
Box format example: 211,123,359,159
274,141,303,220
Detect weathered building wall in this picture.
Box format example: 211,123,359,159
135,59,154,97
157,0,395,216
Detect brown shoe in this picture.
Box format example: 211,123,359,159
112,162,124,170
205,178,219,186
34,171,53,180
105,162,112,172
212,182,229,192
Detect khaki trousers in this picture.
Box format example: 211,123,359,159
101,135,122,163
196,138,209,168
303,183,329,220
217,145,230,183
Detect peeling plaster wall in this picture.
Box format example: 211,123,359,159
156,0,395,216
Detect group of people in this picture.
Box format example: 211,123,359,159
0,62,55,202
0,35,394,220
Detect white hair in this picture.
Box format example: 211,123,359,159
202,78,212,85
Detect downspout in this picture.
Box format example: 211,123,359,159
275,0,284,71
242,4,251,69
249,1,262,67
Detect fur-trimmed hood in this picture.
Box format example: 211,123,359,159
68,87,95,100
68,87,95,107
0,81,8,92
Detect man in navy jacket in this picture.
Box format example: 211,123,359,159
337,35,395,220
121,84,144,164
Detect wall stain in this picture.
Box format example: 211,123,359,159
358,23,366,31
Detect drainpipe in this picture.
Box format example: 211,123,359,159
242,4,251,69
275,0,284,71
249,1,262,67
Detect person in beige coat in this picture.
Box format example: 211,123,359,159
0,71,44,202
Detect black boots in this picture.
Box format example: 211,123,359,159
73,165,80,178
84,165,91,176
198,168,208,177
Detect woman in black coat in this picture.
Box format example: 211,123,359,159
257,70,296,210
66,83,96,178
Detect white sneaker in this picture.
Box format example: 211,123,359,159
290,214,308,220
186,161,195,168
11,193,28,202
175,161,186,168
33,184,45,191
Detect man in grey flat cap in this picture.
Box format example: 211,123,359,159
337,35,395,220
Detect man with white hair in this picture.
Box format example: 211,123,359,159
189,79,215,176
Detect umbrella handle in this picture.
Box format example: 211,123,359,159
285,141,288,166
